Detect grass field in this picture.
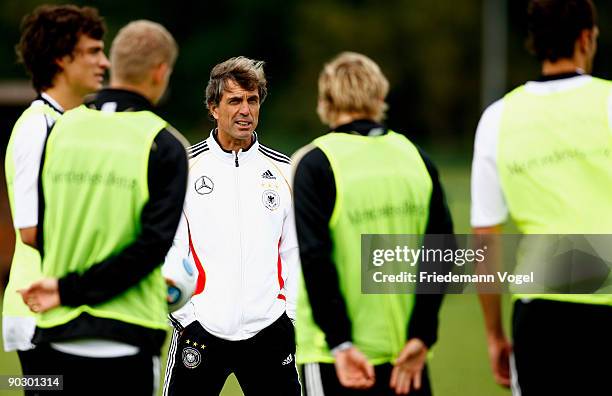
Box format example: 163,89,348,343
0,158,513,396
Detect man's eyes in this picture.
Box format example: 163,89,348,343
227,97,259,105
84,47,103,55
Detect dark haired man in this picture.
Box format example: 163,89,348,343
3,4,108,379
471,0,611,394
163,57,300,395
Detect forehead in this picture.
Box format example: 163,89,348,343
74,34,104,50
221,79,259,99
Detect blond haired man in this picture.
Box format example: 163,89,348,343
293,52,453,395
19,20,187,395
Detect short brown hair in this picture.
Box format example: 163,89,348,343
205,56,267,114
527,0,597,62
110,20,178,84
317,52,389,125
16,5,106,92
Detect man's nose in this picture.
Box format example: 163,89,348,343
100,53,111,69
239,101,249,115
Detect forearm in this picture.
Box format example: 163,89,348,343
474,226,505,337
478,294,505,338
408,294,443,348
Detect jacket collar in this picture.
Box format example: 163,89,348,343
331,119,388,136
39,92,64,114
85,88,155,112
537,71,585,82
206,129,259,166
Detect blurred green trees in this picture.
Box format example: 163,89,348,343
1,0,611,153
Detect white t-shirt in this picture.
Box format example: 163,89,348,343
12,93,63,228
3,93,62,352
470,75,612,228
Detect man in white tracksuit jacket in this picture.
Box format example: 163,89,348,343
163,56,301,396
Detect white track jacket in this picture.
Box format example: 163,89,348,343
167,131,299,341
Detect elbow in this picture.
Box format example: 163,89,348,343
19,227,38,248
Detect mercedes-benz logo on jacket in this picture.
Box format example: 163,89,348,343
194,176,214,195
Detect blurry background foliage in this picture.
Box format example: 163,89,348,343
0,0,610,154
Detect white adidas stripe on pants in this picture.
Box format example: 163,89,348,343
510,353,522,396
304,363,325,396
162,327,180,396
152,355,161,396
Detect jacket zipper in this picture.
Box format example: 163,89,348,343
234,149,245,335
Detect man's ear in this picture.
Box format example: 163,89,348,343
55,54,70,71
152,62,170,85
210,104,219,120
578,28,596,54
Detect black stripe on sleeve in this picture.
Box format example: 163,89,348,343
258,146,291,164
188,146,209,159
259,144,291,162
187,140,208,152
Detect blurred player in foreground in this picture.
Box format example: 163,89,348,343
472,0,612,394
19,20,187,395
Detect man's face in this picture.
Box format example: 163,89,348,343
60,34,110,96
211,79,260,142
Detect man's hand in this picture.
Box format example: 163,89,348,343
486,333,512,387
334,346,375,389
390,338,428,395
19,278,60,313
